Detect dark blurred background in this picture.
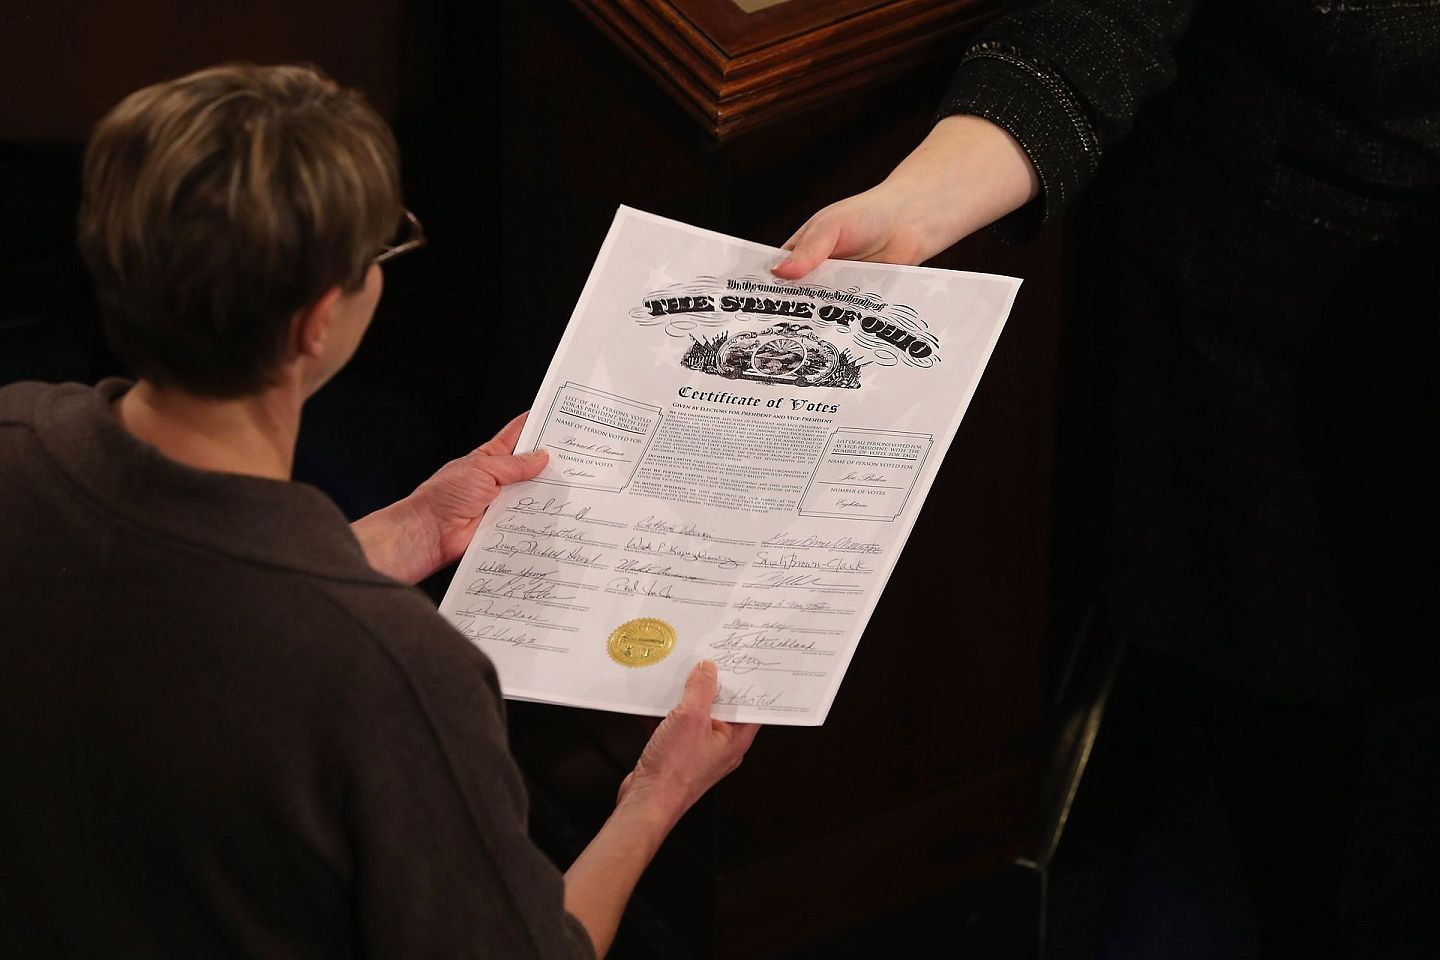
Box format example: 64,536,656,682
1,6,1082,957
6,3,1434,959
2,1,507,539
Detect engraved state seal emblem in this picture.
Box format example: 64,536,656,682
680,322,866,389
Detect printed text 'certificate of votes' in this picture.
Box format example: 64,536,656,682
439,206,1021,726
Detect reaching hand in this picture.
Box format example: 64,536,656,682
352,412,547,584
769,114,1042,281
617,660,760,823
770,182,934,280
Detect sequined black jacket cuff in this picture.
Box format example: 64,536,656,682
937,44,1101,243
936,0,1196,243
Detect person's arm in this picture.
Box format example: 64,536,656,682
563,660,758,955
345,603,755,959
772,114,1039,278
772,0,1196,277
350,412,547,583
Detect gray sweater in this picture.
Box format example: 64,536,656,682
0,379,594,958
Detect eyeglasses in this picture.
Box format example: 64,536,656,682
374,209,427,265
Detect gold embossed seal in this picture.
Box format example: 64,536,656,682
607,617,677,667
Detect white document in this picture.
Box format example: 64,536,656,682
439,207,1020,725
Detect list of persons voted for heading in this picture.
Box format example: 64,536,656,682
439,207,1020,725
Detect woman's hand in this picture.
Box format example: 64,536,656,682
771,114,1040,280
618,660,760,827
771,181,938,279
351,412,547,584
563,661,759,955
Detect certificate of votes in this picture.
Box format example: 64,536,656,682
439,207,1020,725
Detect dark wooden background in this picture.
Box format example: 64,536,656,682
0,2,1094,956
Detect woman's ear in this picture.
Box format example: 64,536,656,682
291,285,344,358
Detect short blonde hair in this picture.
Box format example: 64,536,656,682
79,63,402,396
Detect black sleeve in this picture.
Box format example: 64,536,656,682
938,0,1197,241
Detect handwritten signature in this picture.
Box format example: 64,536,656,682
486,534,603,566
713,684,784,708
469,624,544,647
494,517,596,543
626,536,738,568
466,574,578,602
634,515,719,540
712,650,782,675
455,599,547,623
751,551,871,573
711,629,818,653
606,577,675,599
838,471,888,483
557,436,627,459
513,496,592,521
731,595,834,612
760,532,881,554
